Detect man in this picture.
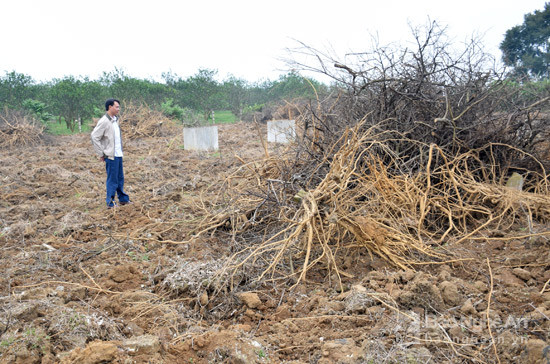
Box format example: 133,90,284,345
91,98,131,208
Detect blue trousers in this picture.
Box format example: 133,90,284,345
105,157,129,206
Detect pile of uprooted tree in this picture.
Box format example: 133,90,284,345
118,101,174,139
194,23,550,290
0,108,44,149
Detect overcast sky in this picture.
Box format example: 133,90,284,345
1,0,547,83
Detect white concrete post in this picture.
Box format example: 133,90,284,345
267,120,296,143
183,125,219,151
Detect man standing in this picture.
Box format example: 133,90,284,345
91,98,131,208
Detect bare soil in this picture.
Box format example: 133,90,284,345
0,122,549,363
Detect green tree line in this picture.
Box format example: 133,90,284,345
0,68,328,131
500,2,550,79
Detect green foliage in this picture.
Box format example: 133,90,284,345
67,312,86,330
241,102,266,122
0,337,15,348
164,69,226,120
24,328,49,352
247,80,273,106
48,76,103,131
127,251,150,261
257,349,267,359
100,68,172,106
500,3,550,78
22,99,53,123
1,68,329,134
496,78,550,108
223,76,249,119
3,327,51,354
269,71,325,100
161,98,185,120
0,71,37,108
243,103,264,114
92,105,104,118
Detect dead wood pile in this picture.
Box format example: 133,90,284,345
0,109,44,148
196,119,550,289
119,101,173,139
193,23,550,288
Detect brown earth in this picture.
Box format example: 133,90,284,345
0,122,549,363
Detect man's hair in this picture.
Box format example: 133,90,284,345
105,98,120,111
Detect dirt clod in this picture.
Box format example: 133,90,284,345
123,335,161,356
513,267,532,281
522,338,549,364
239,292,261,309
60,341,118,364
439,280,462,306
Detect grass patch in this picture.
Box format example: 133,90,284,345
45,120,92,135
212,110,236,124
180,110,237,126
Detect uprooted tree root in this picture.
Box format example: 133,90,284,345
119,101,174,139
194,121,550,290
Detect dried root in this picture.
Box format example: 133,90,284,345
198,120,550,289
0,109,44,148
118,101,174,139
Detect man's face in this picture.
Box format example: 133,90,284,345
109,102,120,116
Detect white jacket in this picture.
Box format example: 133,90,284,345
91,114,118,160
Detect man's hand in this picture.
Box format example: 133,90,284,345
99,156,105,162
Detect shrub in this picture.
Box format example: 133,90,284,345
161,98,185,120
22,99,53,124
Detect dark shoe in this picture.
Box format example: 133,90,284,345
120,201,133,205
